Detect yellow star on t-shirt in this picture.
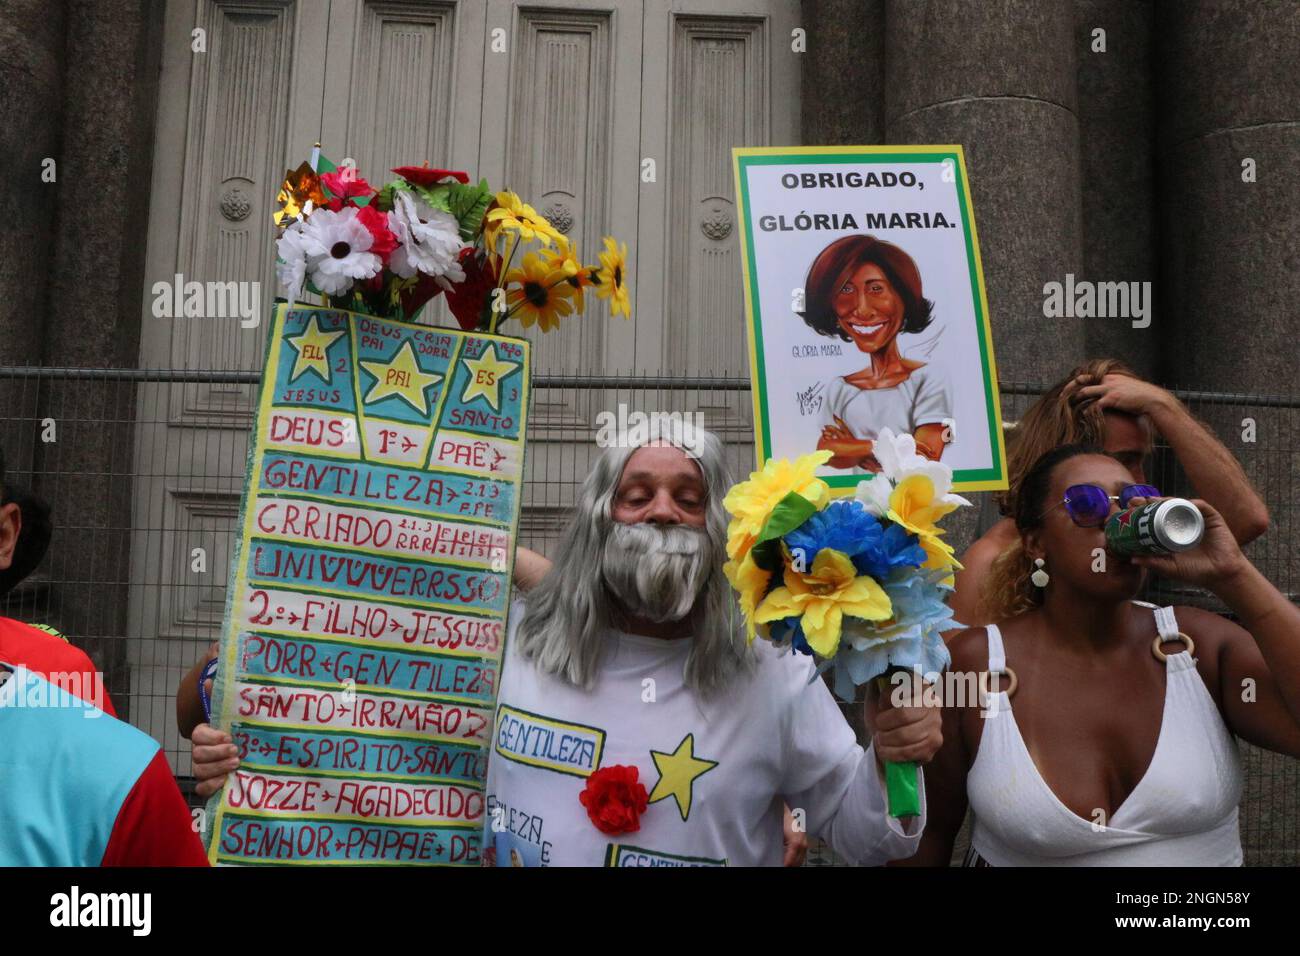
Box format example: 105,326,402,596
647,733,718,822
459,343,520,412
359,340,443,415
285,316,345,384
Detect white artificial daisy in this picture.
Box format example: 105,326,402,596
274,221,311,302
854,427,971,517
387,189,467,286
296,207,382,296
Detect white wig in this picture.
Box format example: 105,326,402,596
513,421,750,696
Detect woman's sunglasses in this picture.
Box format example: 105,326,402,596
1051,483,1161,527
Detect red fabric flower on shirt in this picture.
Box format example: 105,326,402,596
579,765,649,835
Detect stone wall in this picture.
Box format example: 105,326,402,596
0,0,165,713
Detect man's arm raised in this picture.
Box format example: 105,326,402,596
1073,375,1269,544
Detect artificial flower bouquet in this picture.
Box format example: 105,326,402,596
273,152,631,332
722,428,969,816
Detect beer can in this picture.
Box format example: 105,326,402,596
1105,498,1205,556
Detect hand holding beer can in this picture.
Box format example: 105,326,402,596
1105,498,1205,556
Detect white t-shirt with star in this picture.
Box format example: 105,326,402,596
484,599,925,866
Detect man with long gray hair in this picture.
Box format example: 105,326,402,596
188,424,941,866
483,423,940,866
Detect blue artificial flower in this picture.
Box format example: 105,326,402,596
854,521,927,581
783,499,881,565
829,572,956,700
782,499,925,582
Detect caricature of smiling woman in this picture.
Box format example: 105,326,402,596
800,234,950,471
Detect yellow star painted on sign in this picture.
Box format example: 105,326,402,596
647,733,718,822
360,340,443,415
286,316,345,384
459,342,520,412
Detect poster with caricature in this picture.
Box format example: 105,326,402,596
732,146,1007,493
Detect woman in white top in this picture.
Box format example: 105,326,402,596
898,443,1300,866
800,235,951,472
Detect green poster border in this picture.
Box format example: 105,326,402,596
731,145,1008,493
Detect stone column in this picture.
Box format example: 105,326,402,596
1155,0,1300,866
0,0,65,366
883,0,1083,553
1156,0,1300,390
32,0,165,717
800,0,886,144
0,0,67,501
1154,0,1298,575
884,0,1084,388
1074,0,1158,376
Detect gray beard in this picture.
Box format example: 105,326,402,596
601,522,712,624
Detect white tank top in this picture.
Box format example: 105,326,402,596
966,604,1244,866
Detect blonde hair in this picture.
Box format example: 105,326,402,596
980,538,1039,622
996,358,1143,516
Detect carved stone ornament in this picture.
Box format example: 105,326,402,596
701,207,732,241
543,202,574,234
220,187,251,222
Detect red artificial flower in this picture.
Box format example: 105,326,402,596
444,247,497,331
320,170,375,210
578,765,648,835
398,272,445,321
392,165,470,188
355,204,397,263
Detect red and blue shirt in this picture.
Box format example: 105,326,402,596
0,616,208,866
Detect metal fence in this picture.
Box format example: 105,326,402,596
1,366,1296,865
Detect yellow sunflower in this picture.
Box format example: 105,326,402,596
723,552,771,643
753,549,893,658
484,192,565,254
723,449,832,564
887,473,965,582
593,236,632,319
543,238,593,314
504,251,577,332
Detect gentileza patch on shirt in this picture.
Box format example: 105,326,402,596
493,703,605,778
604,843,727,867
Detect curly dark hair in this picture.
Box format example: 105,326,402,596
797,234,935,341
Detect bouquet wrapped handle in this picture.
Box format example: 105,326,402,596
884,758,921,819
874,671,921,819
